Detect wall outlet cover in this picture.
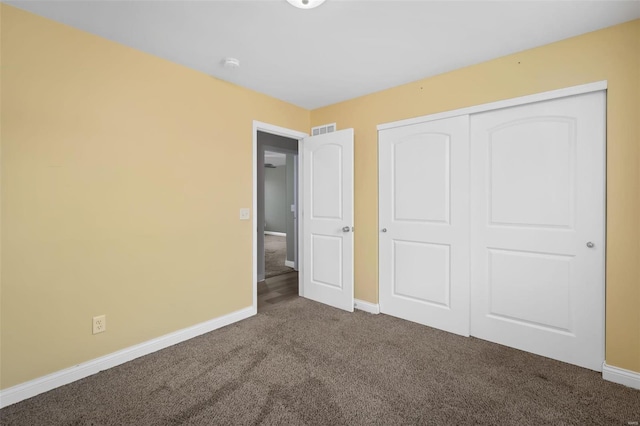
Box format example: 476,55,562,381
93,315,106,334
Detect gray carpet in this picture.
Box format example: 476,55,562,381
264,234,293,278
1,297,638,425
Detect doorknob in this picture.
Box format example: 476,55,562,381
381,228,387,233
342,226,351,232
586,242,595,248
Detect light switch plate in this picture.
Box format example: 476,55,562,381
239,208,250,220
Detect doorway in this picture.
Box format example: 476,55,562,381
262,149,296,279
252,121,356,314
253,122,307,313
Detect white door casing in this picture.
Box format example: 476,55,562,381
302,129,354,312
252,121,307,314
379,116,470,336
470,91,606,371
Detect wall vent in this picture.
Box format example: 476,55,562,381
311,123,337,136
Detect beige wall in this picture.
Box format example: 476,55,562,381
311,19,640,374
0,5,309,389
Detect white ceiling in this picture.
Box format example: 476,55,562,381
8,0,640,109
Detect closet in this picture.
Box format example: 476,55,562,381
378,88,605,371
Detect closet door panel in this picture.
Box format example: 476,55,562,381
470,91,605,371
379,115,470,336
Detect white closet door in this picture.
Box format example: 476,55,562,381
470,91,605,370
379,116,470,336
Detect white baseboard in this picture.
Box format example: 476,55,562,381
285,260,295,268
0,306,255,409
602,362,640,390
354,299,380,314
264,231,286,237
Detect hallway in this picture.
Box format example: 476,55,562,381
257,271,298,312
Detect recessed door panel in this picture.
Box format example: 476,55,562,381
311,144,342,220
311,235,342,289
488,249,572,332
379,115,469,336
393,240,450,307
471,91,605,371
489,118,575,228
394,134,450,223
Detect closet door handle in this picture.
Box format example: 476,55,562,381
381,228,387,233
342,226,351,233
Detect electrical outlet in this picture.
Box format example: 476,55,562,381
93,315,106,334
239,208,250,220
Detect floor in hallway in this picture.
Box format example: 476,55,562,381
257,271,298,312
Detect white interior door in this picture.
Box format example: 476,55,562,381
470,91,606,371
302,129,354,312
379,116,470,336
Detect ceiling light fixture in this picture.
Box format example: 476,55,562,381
286,0,326,9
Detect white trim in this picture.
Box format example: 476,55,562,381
602,362,640,390
264,231,286,237
293,156,299,271
253,121,308,312
297,139,304,296
285,260,295,268
377,81,608,131
354,299,380,314
0,306,254,409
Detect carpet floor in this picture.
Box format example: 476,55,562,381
264,234,293,279
1,297,638,425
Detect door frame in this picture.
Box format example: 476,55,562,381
252,121,308,314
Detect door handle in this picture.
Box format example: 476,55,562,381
342,226,351,233
381,228,387,233
586,241,595,248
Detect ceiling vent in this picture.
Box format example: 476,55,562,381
311,123,336,136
